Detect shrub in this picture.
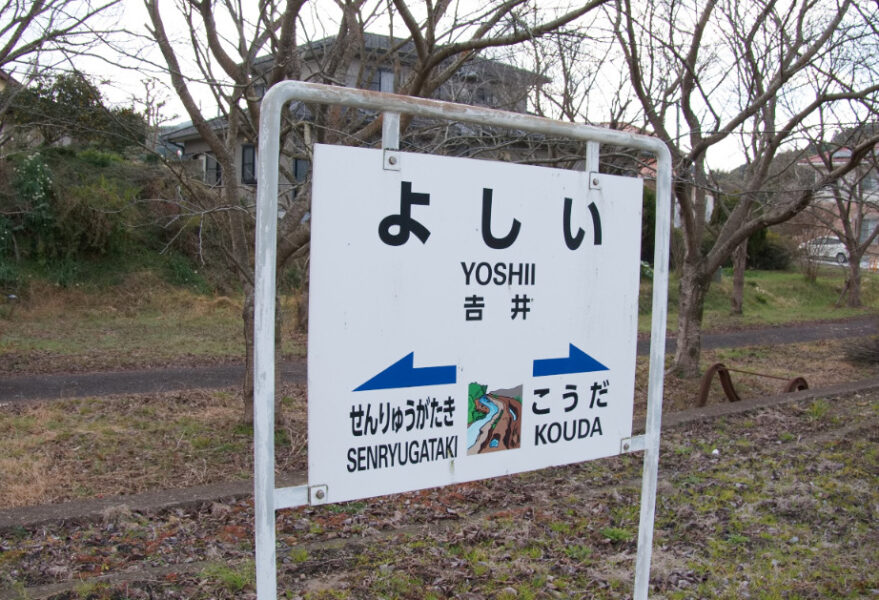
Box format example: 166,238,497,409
77,148,122,167
748,230,792,270
641,186,656,263
844,330,879,364
0,215,16,257
0,260,21,294
0,148,223,290
13,153,56,260
59,176,139,257
161,253,210,292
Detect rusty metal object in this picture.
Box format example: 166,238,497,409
783,376,809,393
697,363,740,406
697,363,808,407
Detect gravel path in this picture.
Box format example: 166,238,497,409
2,315,876,403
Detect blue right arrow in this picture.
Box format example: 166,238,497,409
533,344,609,377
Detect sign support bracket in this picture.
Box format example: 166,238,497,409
382,111,400,170
255,82,671,600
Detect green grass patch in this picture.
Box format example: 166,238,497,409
563,544,593,563
639,267,879,333
200,560,255,593
0,275,306,372
599,527,633,542
289,547,309,563
806,398,831,420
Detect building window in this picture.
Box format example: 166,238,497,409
242,144,256,184
252,82,266,99
290,158,310,200
205,154,222,185
860,217,878,243
293,158,309,182
367,69,382,91
366,68,392,92
475,86,494,106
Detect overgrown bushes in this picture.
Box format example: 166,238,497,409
0,147,211,293
639,187,792,271
747,229,793,270
1,150,141,261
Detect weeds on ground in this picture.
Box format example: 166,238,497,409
1,394,877,599
0,385,307,508
0,275,305,373
200,560,255,594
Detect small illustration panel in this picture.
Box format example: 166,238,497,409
466,382,522,455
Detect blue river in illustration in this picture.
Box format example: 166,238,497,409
466,395,499,449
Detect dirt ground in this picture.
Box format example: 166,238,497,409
1,389,876,600
0,337,875,511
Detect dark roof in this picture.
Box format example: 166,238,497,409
161,105,557,154
254,33,418,70
161,103,315,144
799,146,859,166
253,32,547,85
161,117,225,143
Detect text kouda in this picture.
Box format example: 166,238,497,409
531,380,610,446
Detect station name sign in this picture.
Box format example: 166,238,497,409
308,144,643,504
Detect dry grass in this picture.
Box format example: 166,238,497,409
0,273,305,374
3,391,875,599
1,338,875,509
0,384,307,508
634,338,878,414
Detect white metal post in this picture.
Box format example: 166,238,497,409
633,141,672,600
254,87,284,600
586,140,600,173
254,82,672,600
382,111,400,149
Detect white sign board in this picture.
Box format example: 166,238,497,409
308,144,643,505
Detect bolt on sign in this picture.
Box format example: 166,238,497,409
308,144,643,505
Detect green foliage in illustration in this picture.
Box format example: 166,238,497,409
468,382,488,425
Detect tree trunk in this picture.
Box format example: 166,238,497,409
672,259,710,378
242,282,255,423
275,291,283,412
730,241,747,315
241,283,284,424
845,256,862,308
297,261,310,332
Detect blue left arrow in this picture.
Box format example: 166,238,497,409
354,352,457,392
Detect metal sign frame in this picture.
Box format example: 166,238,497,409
254,81,672,600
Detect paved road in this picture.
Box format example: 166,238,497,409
636,314,878,354
2,316,876,403
1,361,307,404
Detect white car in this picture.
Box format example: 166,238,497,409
799,236,849,264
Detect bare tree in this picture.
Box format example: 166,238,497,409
143,0,611,421
616,0,879,377
799,122,879,307
0,0,121,127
